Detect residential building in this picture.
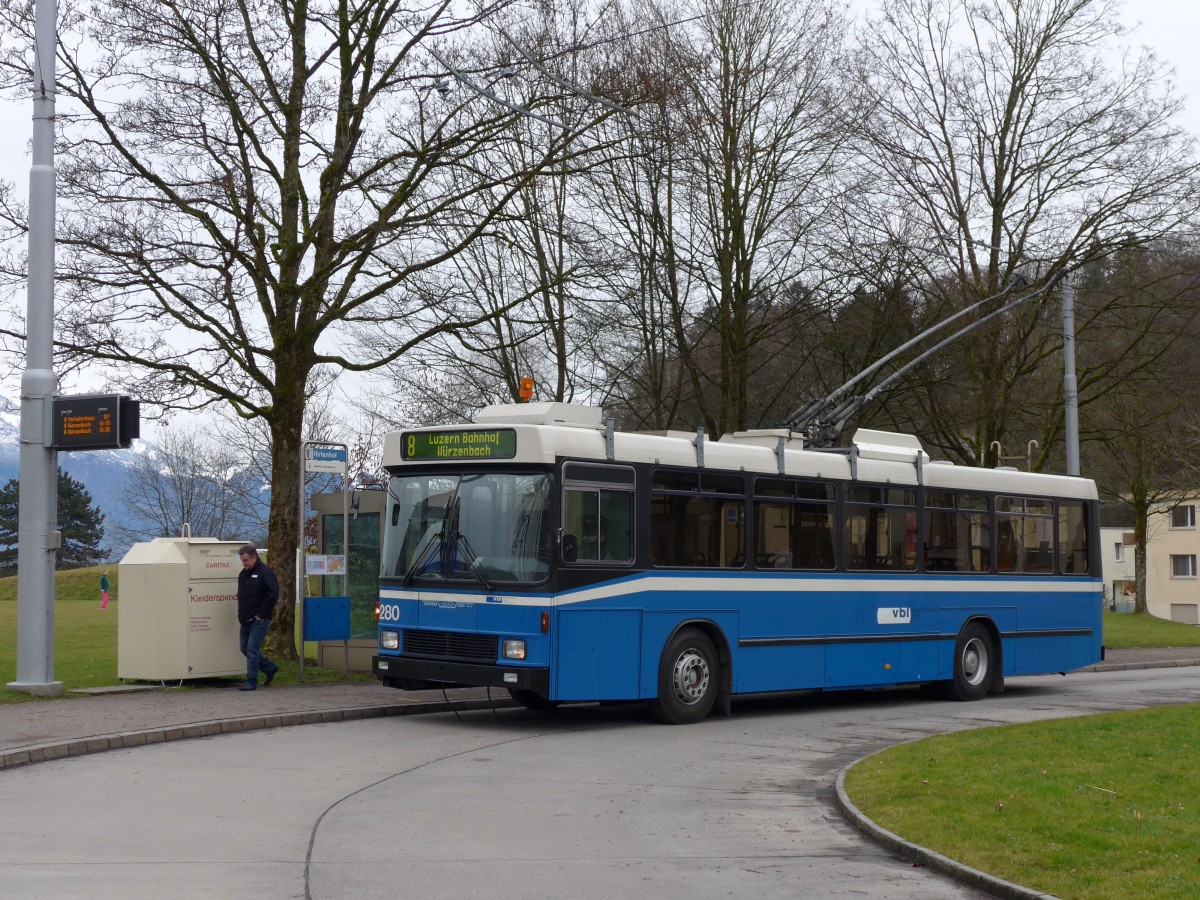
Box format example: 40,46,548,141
1099,526,1136,612
1145,496,1200,625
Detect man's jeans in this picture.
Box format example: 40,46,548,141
239,618,277,685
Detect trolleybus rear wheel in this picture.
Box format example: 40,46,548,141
943,621,995,701
506,689,561,711
650,628,719,725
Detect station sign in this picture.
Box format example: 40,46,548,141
50,394,140,451
305,444,348,473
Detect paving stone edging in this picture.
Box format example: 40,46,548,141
835,762,1059,900
0,696,514,771
1083,658,1199,672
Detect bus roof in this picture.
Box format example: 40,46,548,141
382,403,1097,500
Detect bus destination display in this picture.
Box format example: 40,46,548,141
402,428,517,460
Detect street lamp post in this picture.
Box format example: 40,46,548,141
8,0,63,695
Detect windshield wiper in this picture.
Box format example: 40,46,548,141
453,533,494,591
441,495,494,590
401,528,444,587
400,477,465,585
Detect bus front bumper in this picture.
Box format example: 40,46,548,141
373,655,550,695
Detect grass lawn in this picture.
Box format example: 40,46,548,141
841,613,1200,899
844,705,1200,900
0,565,371,702
1102,610,1200,649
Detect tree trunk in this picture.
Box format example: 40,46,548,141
264,392,306,659
1133,500,1149,616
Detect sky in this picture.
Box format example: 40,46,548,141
3,1,1197,203
0,0,1196,429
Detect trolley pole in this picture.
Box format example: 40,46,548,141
8,0,63,696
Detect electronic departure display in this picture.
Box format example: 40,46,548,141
51,394,140,451
402,428,517,460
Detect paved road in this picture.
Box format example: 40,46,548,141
1,666,1197,900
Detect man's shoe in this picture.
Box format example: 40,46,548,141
239,682,257,691
263,668,277,687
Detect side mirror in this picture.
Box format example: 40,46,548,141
391,503,400,526
561,533,578,563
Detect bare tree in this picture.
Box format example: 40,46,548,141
852,0,1200,464
0,0,608,655
581,0,852,434
119,426,268,545
365,0,623,425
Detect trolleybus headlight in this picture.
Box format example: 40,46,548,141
502,639,527,660
380,630,400,650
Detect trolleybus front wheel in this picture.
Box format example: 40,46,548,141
943,621,995,701
650,628,719,725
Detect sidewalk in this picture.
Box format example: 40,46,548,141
2,648,1198,771
0,680,512,770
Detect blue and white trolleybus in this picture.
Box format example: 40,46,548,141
373,402,1102,724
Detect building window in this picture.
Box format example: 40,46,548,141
1113,542,1123,563
1170,555,1197,578
1170,505,1196,529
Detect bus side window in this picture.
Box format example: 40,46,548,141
563,487,633,564
650,501,679,566
997,519,1020,572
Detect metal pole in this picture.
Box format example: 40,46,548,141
343,474,349,681
1062,275,1080,477
8,0,62,696
298,444,306,682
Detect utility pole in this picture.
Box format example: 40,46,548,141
1061,274,1080,477
8,0,63,695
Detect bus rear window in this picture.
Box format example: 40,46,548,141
1058,500,1089,574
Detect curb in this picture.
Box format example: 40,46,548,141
1082,658,1200,673
835,762,1059,900
0,696,514,772
4,659,1195,773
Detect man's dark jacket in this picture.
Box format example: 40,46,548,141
237,560,279,624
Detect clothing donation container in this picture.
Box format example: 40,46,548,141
118,537,248,681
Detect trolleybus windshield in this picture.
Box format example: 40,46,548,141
381,471,552,584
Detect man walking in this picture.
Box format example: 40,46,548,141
237,545,280,691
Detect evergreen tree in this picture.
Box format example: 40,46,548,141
0,478,14,575
0,469,109,575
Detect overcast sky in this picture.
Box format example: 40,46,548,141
0,0,1196,412
0,1,1196,189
